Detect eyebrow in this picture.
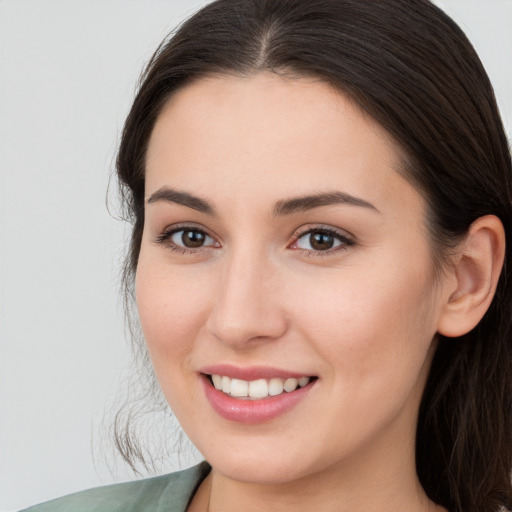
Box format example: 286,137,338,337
146,187,378,217
272,191,379,216
147,187,216,215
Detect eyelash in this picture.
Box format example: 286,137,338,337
154,224,217,255
154,224,355,256
290,226,355,257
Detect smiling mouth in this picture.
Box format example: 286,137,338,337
206,374,316,400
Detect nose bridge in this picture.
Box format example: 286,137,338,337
207,244,287,347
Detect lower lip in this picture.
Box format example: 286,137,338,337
201,375,315,424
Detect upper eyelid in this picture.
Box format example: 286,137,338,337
160,223,216,238
291,224,355,241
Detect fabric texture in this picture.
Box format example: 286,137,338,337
20,462,211,512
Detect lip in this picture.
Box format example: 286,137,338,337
199,367,316,424
199,364,311,381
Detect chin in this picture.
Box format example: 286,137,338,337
198,436,332,486
212,456,311,485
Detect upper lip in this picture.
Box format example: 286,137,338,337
199,364,314,381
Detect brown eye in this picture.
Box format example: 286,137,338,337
181,230,206,248
169,229,216,249
294,228,352,253
309,232,335,251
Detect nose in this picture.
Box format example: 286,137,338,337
205,249,288,349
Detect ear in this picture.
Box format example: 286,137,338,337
437,215,505,338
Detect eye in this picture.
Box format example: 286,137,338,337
171,229,214,248
155,226,219,252
292,227,354,253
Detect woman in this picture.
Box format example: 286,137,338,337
23,0,512,511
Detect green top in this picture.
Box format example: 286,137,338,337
20,462,211,512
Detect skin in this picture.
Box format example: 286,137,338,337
136,72,457,512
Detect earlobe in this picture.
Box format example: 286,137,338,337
437,215,505,338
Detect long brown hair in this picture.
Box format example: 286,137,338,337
115,1,512,510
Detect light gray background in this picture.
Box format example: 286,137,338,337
1,1,511,511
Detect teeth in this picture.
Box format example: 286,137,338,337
212,374,222,390
298,376,310,387
249,379,268,399
221,375,230,393
268,378,284,396
230,379,249,397
210,375,311,399
284,378,298,392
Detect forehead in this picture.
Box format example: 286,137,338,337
145,72,424,221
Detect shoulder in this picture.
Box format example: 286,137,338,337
20,462,211,512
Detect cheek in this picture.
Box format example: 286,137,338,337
282,265,439,452
135,255,212,374
286,260,438,389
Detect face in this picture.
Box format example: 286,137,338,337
136,73,449,485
